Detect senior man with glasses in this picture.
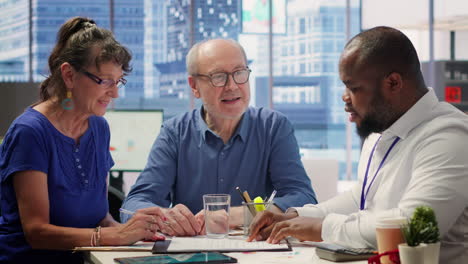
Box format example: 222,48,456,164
121,39,317,236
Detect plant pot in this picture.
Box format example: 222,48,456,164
422,241,440,264
398,243,427,264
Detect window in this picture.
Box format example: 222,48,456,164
300,42,306,55
0,0,362,180
299,17,306,34
299,63,306,74
322,16,334,32
323,40,334,52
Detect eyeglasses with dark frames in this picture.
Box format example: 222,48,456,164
82,71,127,89
193,68,251,87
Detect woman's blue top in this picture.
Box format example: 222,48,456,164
0,108,114,263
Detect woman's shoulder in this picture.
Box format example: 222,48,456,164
90,115,108,125
0,109,51,165
8,107,51,135
89,115,110,132
88,115,111,143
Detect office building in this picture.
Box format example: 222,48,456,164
0,0,31,82
0,0,145,99
151,0,240,100
252,0,361,178
255,0,360,146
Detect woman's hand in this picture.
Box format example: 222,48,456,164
109,207,165,245
266,216,323,244
247,210,298,242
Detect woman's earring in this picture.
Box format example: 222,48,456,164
61,90,74,110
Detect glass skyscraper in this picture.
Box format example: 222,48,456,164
0,0,145,99
151,0,240,100
0,0,30,82
112,0,242,118
253,0,361,179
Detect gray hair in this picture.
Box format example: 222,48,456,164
186,39,248,75
37,16,132,106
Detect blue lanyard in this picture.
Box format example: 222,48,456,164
360,136,400,210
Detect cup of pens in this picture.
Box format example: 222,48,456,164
242,200,272,237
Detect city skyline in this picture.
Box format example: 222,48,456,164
0,0,362,179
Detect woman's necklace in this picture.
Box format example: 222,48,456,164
54,111,88,142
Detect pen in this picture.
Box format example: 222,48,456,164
118,208,170,225
119,208,135,215
265,190,277,210
236,187,247,203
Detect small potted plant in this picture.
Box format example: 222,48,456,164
399,206,440,264
413,206,440,264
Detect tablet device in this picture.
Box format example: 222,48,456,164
315,242,377,262
114,252,237,264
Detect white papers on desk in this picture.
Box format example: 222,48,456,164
159,236,290,253
73,241,154,251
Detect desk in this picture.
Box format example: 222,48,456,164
85,242,367,264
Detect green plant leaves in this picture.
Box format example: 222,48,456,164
402,206,440,246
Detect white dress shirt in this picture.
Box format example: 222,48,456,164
292,89,468,264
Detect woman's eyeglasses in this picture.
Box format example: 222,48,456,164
82,71,127,89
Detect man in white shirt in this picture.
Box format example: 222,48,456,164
248,26,468,263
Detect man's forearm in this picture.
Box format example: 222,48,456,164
229,206,244,228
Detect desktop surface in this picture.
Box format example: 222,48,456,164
85,244,368,264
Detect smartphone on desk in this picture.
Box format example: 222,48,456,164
114,252,237,264
315,242,377,262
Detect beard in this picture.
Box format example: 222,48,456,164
356,89,397,139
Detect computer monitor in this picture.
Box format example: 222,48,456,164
104,110,163,171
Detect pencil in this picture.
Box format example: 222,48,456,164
242,191,257,217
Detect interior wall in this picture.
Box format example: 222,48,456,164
0,82,40,136
361,0,468,61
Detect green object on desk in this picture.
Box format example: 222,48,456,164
253,196,266,212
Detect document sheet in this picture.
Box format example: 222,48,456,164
152,236,291,253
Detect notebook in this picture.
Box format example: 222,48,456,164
315,242,377,262
152,236,291,253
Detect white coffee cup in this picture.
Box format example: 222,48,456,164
375,216,407,264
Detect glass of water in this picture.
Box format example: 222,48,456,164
203,194,231,238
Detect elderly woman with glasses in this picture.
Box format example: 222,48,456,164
0,17,164,263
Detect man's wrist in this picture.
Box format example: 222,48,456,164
285,208,299,219
229,206,244,227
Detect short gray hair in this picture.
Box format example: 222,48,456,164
186,39,247,76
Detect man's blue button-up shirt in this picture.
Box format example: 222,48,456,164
121,106,317,222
